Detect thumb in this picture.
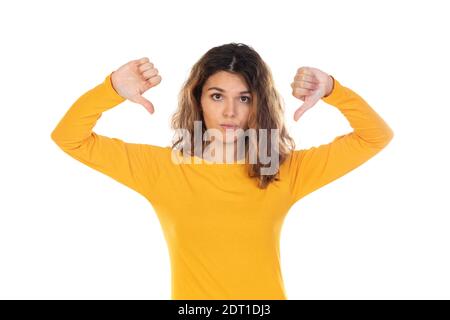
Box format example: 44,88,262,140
293,98,316,121
133,95,155,114
293,89,324,121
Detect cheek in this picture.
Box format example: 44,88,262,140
241,109,251,127
204,107,221,122
201,106,219,128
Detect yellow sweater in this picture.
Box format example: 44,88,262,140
51,72,394,300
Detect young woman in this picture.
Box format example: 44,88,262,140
51,43,394,300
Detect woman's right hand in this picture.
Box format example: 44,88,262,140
111,57,162,114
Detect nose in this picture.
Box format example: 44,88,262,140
222,100,236,117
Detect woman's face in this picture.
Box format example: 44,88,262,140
200,71,253,144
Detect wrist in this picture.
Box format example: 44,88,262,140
323,75,335,98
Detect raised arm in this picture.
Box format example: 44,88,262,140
50,58,165,200
288,67,394,204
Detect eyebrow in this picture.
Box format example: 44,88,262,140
207,87,252,94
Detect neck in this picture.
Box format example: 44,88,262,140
202,138,246,163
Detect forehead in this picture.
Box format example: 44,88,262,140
204,71,249,92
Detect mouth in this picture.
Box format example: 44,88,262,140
220,124,239,130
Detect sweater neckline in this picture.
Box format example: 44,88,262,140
191,154,247,166
170,148,247,166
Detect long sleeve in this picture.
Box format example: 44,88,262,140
288,77,394,204
51,72,164,200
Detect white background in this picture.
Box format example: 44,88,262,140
1,0,449,299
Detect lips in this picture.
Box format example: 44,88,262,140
221,123,238,128
221,125,238,130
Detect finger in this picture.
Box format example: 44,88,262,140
292,80,319,90
142,68,158,81
295,73,318,83
139,62,154,72
134,95,155,114
292,87,315,97
145,74,162,88
137,57,150,65
297,67,314,76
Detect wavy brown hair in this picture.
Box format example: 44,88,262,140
170,42,296,189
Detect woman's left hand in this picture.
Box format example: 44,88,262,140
291,66,334,121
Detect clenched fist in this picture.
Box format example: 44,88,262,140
291,67,334,121
111,57,162,114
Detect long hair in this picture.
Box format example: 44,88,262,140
170,42,296,189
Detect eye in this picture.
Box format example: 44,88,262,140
241,96,252,103
210,93,252,103
211,93,222,101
